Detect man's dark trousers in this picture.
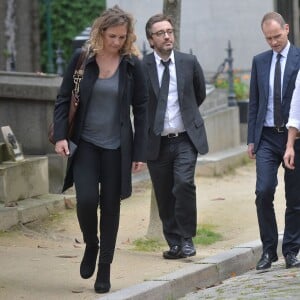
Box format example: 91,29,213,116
255,127,300,257
147,133,198,247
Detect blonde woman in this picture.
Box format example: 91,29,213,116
53,5,148,293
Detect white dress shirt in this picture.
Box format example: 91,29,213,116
286,69,300,130
264,42,290,127
154,51,185,135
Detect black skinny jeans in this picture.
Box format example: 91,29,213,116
73,140,121,264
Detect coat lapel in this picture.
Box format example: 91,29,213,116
282,45,299,99
118,56,127,103
145,54,160,99
174,51,184,105
261,51,272,100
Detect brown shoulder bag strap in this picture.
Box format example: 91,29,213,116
72,50,88,102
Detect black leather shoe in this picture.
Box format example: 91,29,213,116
163,245,183,259
256,252,278,270
181,238,196,257
285,253,300,269
80,244,99,279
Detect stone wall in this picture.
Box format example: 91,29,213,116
0,71,60,154
0,71,241,193
0,71,65,193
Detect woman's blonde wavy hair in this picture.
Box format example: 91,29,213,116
86,5,140,57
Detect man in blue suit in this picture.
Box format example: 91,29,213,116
248,11,300,270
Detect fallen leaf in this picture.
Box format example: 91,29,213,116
5,202,18,207
210,197,225,201
64,198,75,209
71,289,84,293
56,255,78,258
37,245,48,249
121,238,130,244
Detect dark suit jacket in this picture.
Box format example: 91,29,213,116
143,50,209,160
247,44,300,152
53,49,148,199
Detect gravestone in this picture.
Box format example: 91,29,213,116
0,126,48,206
1,126,24,161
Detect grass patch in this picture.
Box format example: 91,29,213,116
0,230,13,237
47,212,66,222
132,238,164,252
0,225,22,237
193,224,222,245
132,224,222,251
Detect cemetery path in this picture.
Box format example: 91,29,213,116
0,161,286,300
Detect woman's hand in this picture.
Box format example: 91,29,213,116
132,162,145,173
247,143,256,159
55,139,69,157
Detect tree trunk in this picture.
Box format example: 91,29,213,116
146,187,164,241
163,0,181,50
5,0,16,71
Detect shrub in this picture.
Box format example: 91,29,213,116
215,74,249,100
39,0,105,73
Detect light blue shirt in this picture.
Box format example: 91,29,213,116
264,41,290,127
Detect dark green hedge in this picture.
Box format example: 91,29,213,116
39,0,105,73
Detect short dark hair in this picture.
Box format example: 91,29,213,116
261,11,286,29
145,14,174,39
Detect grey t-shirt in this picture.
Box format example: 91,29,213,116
81,69,120,149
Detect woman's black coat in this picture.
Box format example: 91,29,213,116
53,48,148,199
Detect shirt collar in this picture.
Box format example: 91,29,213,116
154,50,175,66
273,41,290,59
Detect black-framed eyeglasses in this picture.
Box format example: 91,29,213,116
151,29,174,38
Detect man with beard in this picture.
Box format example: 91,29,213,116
142,14,208,259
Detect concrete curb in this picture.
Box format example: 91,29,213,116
98,237,283,300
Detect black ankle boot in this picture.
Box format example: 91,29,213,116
94,263,111,293
80,244,99,279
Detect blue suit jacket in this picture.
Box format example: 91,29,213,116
247,44,300,152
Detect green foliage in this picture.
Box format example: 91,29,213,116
193,224,222,245
215,75,249,100
132,238,164,252
39,0,105,73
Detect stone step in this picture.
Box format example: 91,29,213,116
196,144,249,176
0,156,49,205
132,144,249,183
0,193,75,231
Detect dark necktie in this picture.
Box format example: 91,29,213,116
274,53,283,127
153,59,171,135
